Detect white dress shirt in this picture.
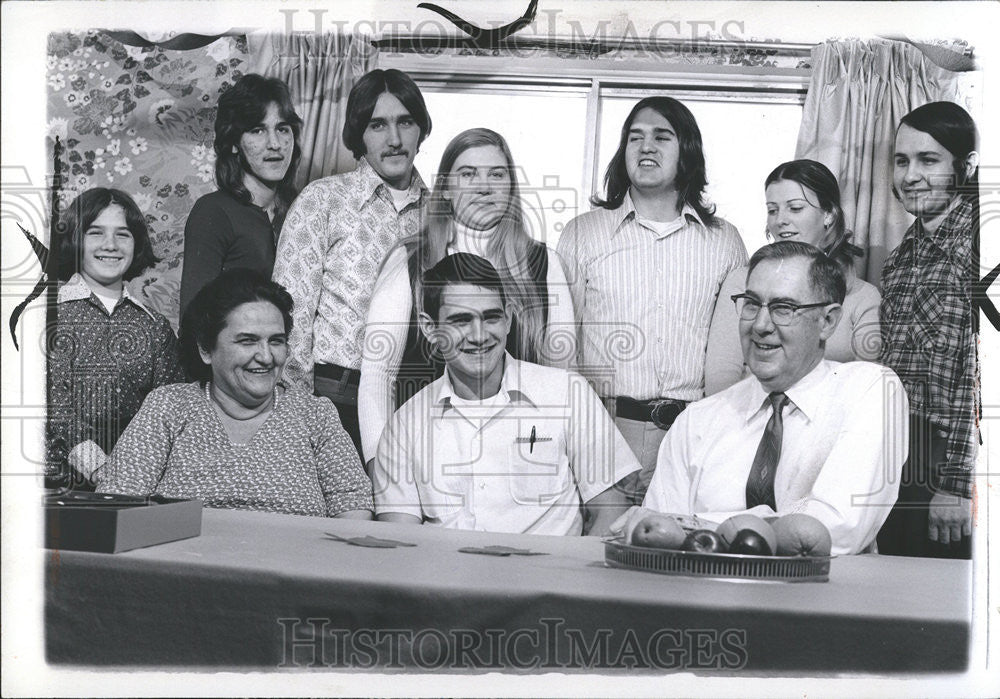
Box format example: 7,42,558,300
643,360,908,555
374,355,639,535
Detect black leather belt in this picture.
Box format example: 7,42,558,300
314,363,361,386
614,396,689,430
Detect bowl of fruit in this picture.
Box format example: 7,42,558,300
605,512,833,582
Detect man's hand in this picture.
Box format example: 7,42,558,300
67,440,107,482
608,506,661,542
583,487,633,536
928,492,972,545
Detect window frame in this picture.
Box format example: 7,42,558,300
381,49,810,205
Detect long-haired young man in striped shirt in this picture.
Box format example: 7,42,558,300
557,97,747,503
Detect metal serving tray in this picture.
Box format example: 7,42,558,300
604,538,831,583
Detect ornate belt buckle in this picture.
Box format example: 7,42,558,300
651,400,684,430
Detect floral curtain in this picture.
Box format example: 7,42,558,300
795,39,973,284
46,31,249,329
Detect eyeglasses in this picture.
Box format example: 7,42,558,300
731,294,834,326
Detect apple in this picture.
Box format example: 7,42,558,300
773,513,832,557
681,529,726,553
727,529,773,555
631,514,687,550
716,514,777,554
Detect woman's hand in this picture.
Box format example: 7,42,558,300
334,509,374,520
68,440,108,482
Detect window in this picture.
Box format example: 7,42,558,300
392,54,808,252
597,97,803,253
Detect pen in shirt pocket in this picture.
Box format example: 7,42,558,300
515,426,552,453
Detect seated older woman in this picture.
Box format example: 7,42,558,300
96,269,373,519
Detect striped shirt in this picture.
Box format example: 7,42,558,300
272,158,427,390
557,193,747,401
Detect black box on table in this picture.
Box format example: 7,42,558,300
44,492,202,553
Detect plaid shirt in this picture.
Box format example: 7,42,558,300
880,195,979,498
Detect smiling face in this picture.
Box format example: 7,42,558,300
419,283,511,399
79,204,135,295
238,102,295,189
765,179,833,249
361,91,420,189
443,145,512,231
893,123,968,223
199,301,289,408
624,107,681,196
740,257,840,393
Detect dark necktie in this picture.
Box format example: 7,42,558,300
745,392,790,510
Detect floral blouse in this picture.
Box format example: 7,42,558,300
96,383,374,517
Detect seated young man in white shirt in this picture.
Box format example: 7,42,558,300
620,241,908,555
373,253,639,535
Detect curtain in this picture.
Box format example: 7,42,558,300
249,32,377,188
795,39,970,284
46,31,250,329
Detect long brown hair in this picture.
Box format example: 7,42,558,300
592,96,717,227
214,74,302,226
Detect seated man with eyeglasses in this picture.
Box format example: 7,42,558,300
620,241,908,555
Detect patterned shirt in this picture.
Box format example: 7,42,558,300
880,195,978,498
47,274,185,481
272,158,427,390
97,383,374,517
556,193,747,401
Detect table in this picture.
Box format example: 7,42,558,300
45,508,971,673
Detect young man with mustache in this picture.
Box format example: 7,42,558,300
273,69,432,456
621,242,908,555
372,253,638,535
557,97,747,503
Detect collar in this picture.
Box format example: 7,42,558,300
356,156,428,208
433,353,537,415
924,194,975,248
448,221,498,255
610,191,705,239
743,359,830,424
57,273,157,319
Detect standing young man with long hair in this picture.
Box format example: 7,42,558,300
557,97,747,502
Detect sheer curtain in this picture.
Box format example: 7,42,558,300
249,32,377,187
795,39,970,283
